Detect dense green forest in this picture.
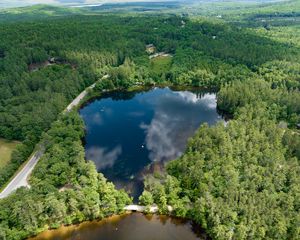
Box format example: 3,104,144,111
0,1,299,239
1,13,299,188
143,102,300,240
0,112,131,239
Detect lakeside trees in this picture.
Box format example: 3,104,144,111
143,34,300,238
1,14,298,142
144,103,300,239
0,6,299,240
0,112,131,239
217,79,300,127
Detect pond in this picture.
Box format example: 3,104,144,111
29,213,209,240
79,87,222,199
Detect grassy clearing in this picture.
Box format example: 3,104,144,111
149,56,172,75
0,138,19,169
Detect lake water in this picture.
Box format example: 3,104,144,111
29,87,218,240
29,213,209,240
79,87,222,198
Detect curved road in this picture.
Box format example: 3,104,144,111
0,75,108,199
0,150,43,198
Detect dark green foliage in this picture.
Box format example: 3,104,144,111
2,14,297,189
0,140,34,187
0,14,298,144
217,79,300,126
0,8,299,240
0,112,131,240
146,46,300,238
146,105,300,239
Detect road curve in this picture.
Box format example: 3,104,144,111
66,83,95,112
66,74,109,112
0,150,43,198
0,75,109,199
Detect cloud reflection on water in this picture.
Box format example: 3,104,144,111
80,88,221,199
141,91,217,162
92,112,103,125
86,145,122,170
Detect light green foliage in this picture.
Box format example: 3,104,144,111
0,139,19,169
138,191,154,206
259,60,300,89
148,105,300,239
0,3,299,240
144,19,300,236
0,5,84,21
217,78,300,126
0,112,131,240
3,14,298,188
150,56,172,79
254,26,300,48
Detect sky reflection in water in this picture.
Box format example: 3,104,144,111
80,88,222,198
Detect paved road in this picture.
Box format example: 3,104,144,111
66,75,109,112
0,150,43,198
0,75,109,199
66,84,95,111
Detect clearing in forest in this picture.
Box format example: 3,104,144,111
0,138,19,168
150,55,172,75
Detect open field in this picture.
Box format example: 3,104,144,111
0,138,19,169
150,55,172,75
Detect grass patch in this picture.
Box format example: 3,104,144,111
0,138,19,169
149,56,172,75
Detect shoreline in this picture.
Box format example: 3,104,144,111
28,210,205,240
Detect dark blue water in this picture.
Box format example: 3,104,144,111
80,88,222,198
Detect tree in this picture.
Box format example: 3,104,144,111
139,191,154,206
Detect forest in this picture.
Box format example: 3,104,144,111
0,1,299,239
142,97,300,240
1,13,299,189
0,111,131,239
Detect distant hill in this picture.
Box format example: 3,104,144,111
0,5,85,21
0,0,297,22
0,0,288,9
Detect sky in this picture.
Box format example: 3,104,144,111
0,0,174,9
0,0,285,9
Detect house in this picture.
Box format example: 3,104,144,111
146,44,156,54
